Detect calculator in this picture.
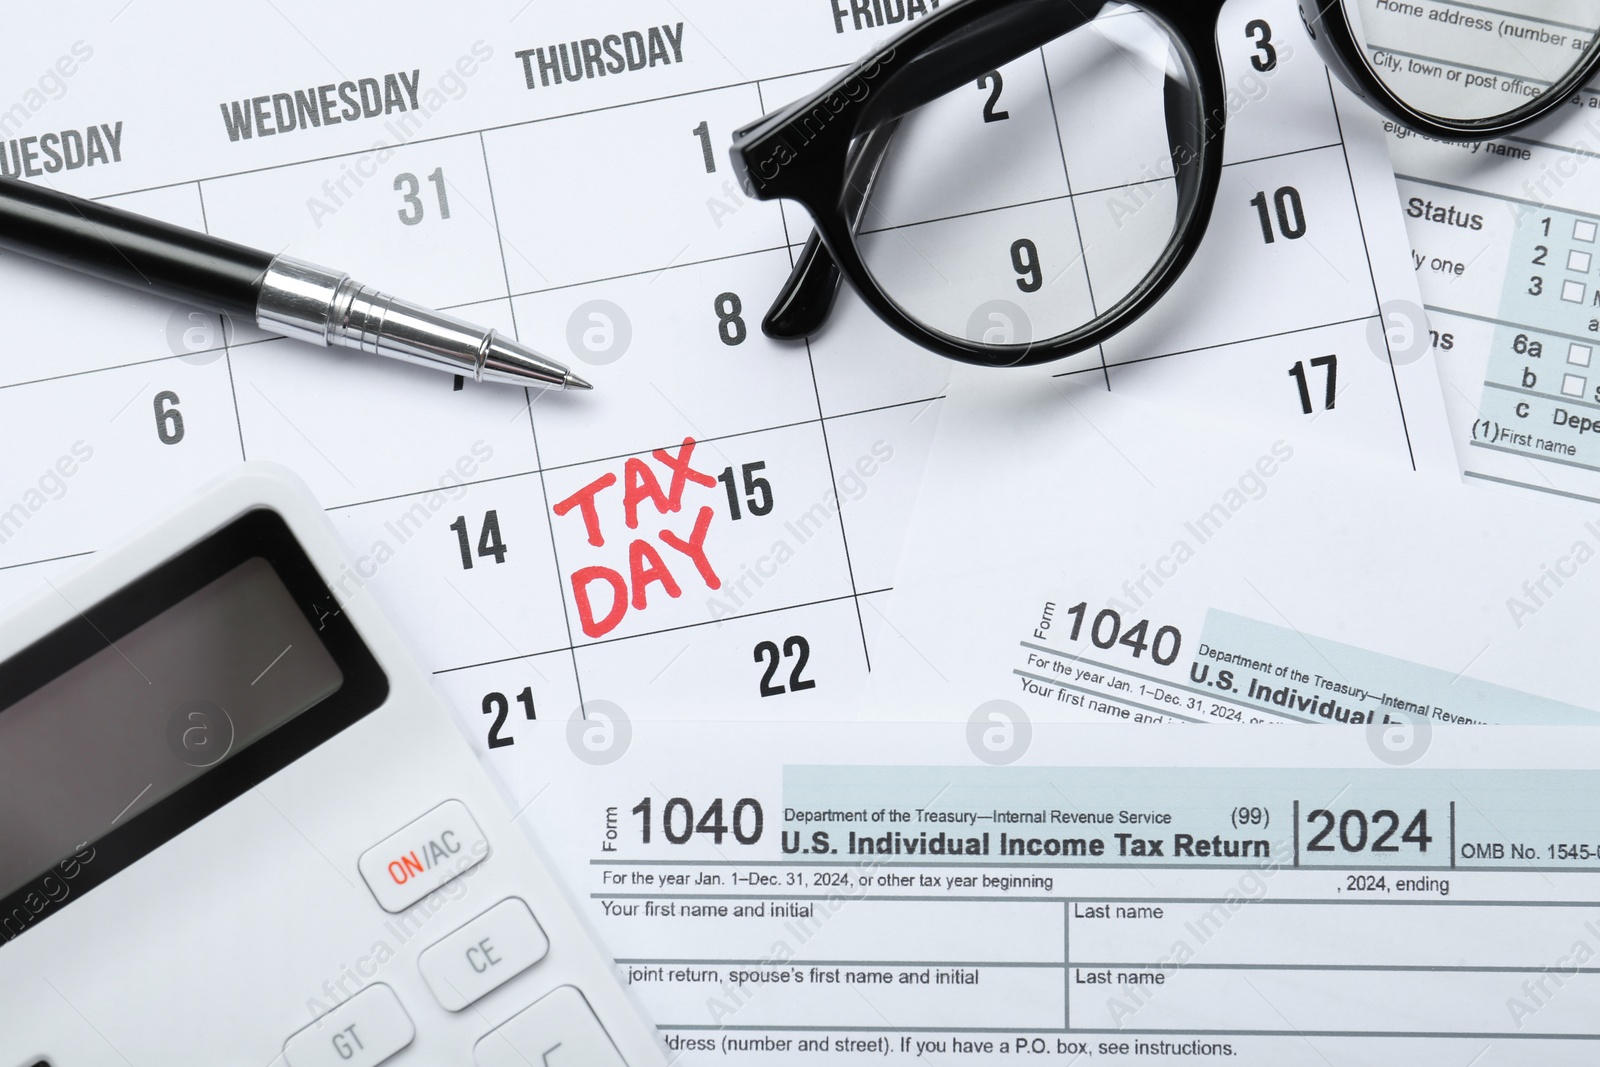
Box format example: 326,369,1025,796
0,465,667,1067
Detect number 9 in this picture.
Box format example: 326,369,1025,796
1011,238,1042,293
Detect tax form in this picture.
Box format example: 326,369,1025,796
875,377,1600,727
1379,46,1600,504
515,717,1600,1063
0,0,1455,749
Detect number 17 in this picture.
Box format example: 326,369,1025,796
1288,354,1337,414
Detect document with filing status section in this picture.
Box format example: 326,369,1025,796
517,720,1600,1064
872,376,1600,730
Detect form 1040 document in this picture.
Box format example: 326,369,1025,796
515,718,1600,1064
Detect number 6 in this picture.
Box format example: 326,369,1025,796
154,390,185,445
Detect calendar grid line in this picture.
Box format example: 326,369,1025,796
480,243,793,302
804,337,874,671
781,61,874,678
526,401,588,715
221,334,248,462
316,393,945,515
753,79,800,268
477,127,590,716
195,178,250,462
1049,312,1386,379
0,348,237,394
849,137,1350,243
0,549,95,575
1037,46,1110,392
431,589,871,676
1321,69,1419,472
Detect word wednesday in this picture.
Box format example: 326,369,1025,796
218,70,422,142
515,24,685,89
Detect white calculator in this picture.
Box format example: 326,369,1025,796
0,465,667,1067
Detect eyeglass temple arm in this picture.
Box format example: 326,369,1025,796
764,121,897,339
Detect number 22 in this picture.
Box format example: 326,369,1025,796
755,636,816,697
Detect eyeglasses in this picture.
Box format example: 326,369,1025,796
729,0,1600,367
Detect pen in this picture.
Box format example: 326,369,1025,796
0,174,591,391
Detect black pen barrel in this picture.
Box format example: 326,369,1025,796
0,175,274,319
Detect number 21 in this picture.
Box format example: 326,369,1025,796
483,686,536,749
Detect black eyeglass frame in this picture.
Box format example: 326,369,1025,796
729,0,1230,368
730,0,1600,368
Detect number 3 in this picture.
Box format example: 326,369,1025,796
1245,20,1277,72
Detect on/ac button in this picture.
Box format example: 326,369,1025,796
358,799,490,913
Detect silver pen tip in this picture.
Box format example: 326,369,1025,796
479,332,588,391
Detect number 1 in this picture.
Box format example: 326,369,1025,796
692,121,716,173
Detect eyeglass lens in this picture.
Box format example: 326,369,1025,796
1345,0,1600,123
847,4,1195,353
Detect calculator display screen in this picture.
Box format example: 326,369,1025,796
0,556,343,901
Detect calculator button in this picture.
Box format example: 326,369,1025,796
357,799,489,913
419,897,550,1011
282,983,413,1067
473,985,628,1067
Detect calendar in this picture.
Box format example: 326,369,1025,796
0,0,1451,791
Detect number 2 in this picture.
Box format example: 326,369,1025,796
977,71,1009,122
755,636,816,697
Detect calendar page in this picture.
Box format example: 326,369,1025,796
0,0,1450,773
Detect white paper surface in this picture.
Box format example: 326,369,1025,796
877,377,1600,726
